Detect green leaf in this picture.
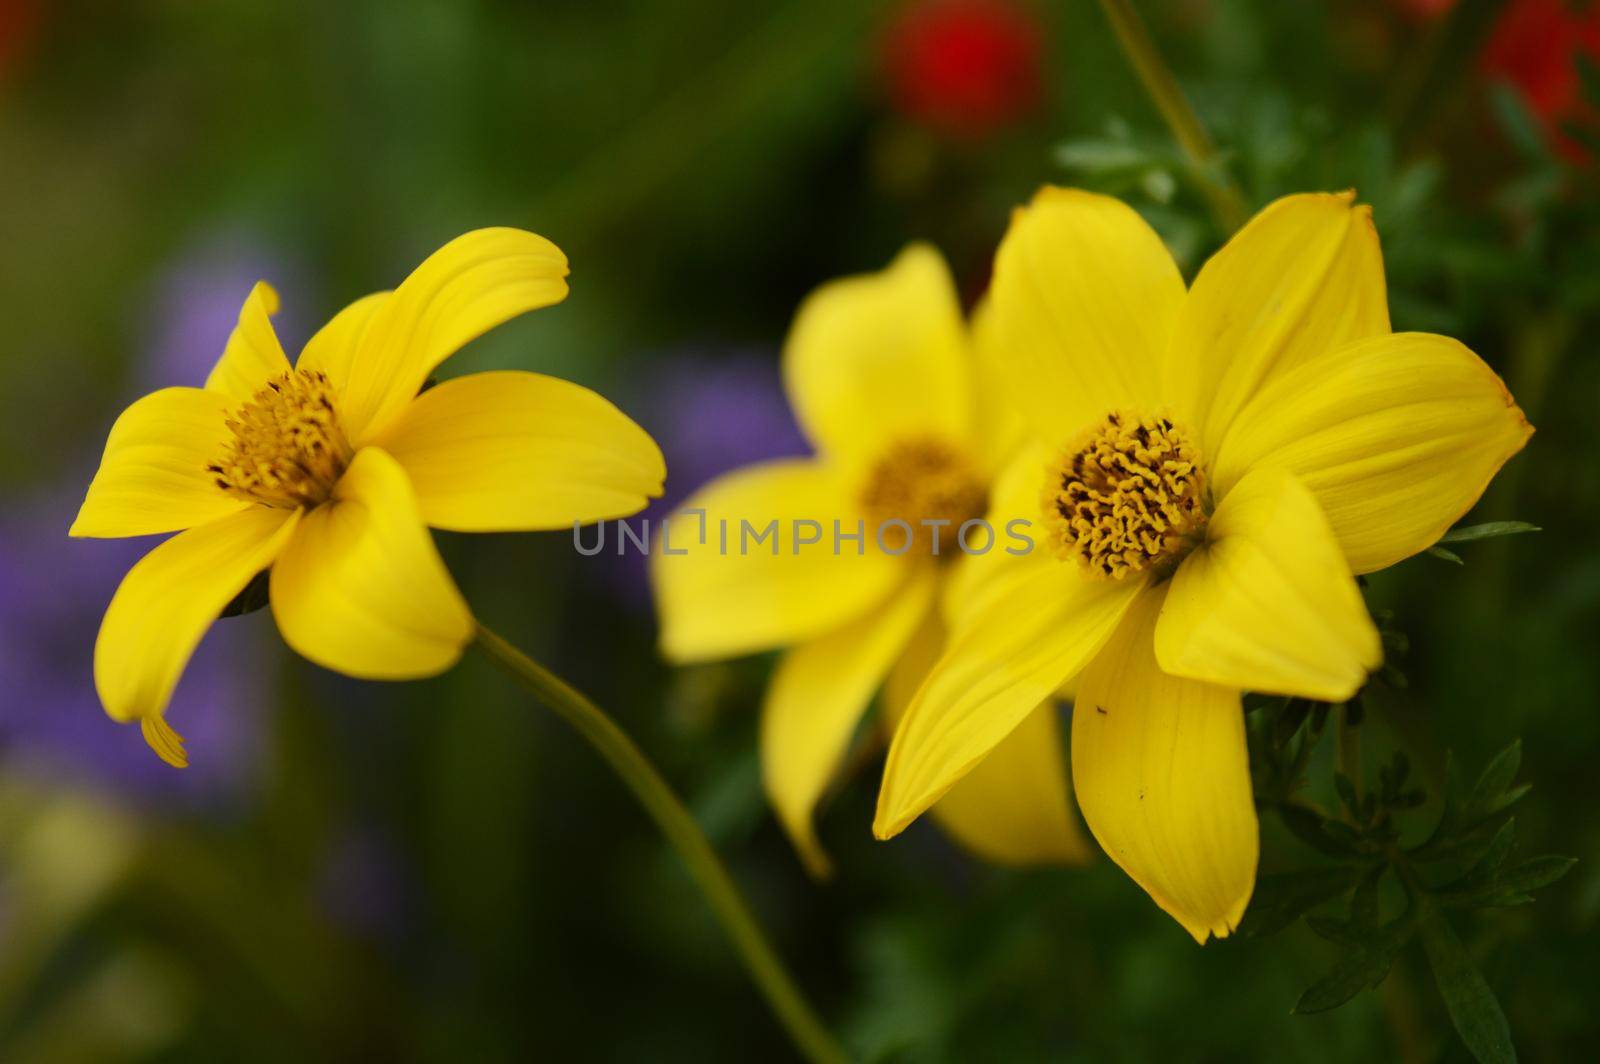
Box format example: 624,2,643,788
1238,867,1365,938
1427,545,1465,565
1305,915,1365,946
1294,945,1398,1014
1436,521,1541,545
1418,906,1517,1064
1278,803,1366,859
1497,855,1578,895
1470,741,1523,815
1471,819,1518,878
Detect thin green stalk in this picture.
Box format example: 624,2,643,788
1092,0,1249,232
472,624,847,1064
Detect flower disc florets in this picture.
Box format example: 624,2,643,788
859,436,988,555
1042,410,1207,579
209,369,353,509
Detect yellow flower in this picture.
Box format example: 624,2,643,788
652,245,1092,876
72,229,665,767
873,189,1533,942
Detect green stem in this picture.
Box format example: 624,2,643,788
472,624,847,1064
1092,0,1249,232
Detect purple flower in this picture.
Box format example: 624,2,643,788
0,484,266,804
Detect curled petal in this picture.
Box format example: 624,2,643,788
338,229,569,442
270,448,473,679
205,281,293,402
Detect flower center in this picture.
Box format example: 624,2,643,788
859,436,988,556
208,369,353,509
1041,411,1207,580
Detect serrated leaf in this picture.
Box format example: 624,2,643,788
1470,741,1523,813
1427,545,1465,565
1472,819,1519,878
1293,913,1413,1016
1419,814,1516,867
1418,906,1517,1064
1294,946,1397,1013
1305,915,1364,945
1239,866,1365,938
1498,855,1577,894
1436,521,1541,545
1321,819,1367,852
1481,782,1532,819
1278,803,1365,859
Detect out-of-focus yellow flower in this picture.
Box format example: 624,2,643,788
652,245,1091,876
73,229,665,767
874,189,1533,942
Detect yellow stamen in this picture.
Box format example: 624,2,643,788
1042,410,1206,579
859,437,988,555
208,369,353,509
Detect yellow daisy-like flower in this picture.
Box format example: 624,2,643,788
652,245,1092,876
873,189,1533,942
72,229,665,767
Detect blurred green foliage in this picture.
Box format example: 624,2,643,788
2,0,1598,1060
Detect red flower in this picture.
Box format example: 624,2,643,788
880,0,1045,139
1482,0,1600,158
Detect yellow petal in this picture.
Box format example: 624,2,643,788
269,448,473,679
782,243,972,467
984,187,1186,439
1174,191,1390,455
651,459,906,662
882,607,1091,866
372,370,665,531
70,387,250,538
1210,332,1533,574
94,507,300,725
873,562,1146,840
142,716,189,769
1072,588,1257,944
940,442,1052,635
968,297,1029,478
337,229,569,442
204,281,292,401
1156,469,1381,702
762,571,937,878
295,291,391,394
